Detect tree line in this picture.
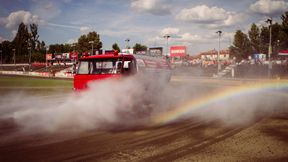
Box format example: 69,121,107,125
0,22,46,63
0,22,148,64
230,11,288,61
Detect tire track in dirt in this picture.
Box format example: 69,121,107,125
138,119,264,162
59,120,203,161
139,127,244,162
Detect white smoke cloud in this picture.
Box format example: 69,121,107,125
0,75,287,134
0,76,171,133
250,0,288,16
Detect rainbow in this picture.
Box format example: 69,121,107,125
152,80,288,125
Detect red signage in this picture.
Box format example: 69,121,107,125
279,50,288,56
170,46,186,57
70,52,78,59
46,54,53,60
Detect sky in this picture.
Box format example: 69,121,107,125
0,0,287,55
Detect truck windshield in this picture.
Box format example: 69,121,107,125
77,59,122,74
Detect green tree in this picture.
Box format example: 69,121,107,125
281,11,288,35
31,51,45,62
48,44,71,53
133,43,147,52
259,22,283,57
0,40,14,63
29,23,39,51
39,41,46,53
248,23,260,54
230,30,252,61
112,43,120,52
77,31,102,54
270,23,282,57
12,22,30,63
259,26,269,54
280,11,288,50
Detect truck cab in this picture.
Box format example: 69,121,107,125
74,52,171,90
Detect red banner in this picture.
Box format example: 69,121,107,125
170,46,186,57
70,52,78,59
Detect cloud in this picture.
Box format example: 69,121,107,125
80,26,91,34
249,0,288,16
160,27,180,36
31,1,62,20
175,5,245,28
224,13,246,26
149,27,234,48
131,0,171,15
205,13,246,29
48,22,79,30
176,5,228,23
66,38,77,44
1,10,43,29
12,30,17,38
0,36,7,43
63,0,72,3
149,28,212,45
180,33,211,43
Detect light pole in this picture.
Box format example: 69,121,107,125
45,46,49,72
89,41,94,55
163,35,170,56
266,18,272,78
0,50,2,65
12,48,16,65
28,47,31,71
277,39,280,56
125,38,130,49
216,30,222,74
71,43,76,66
163,35,170,61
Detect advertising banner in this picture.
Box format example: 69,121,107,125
62,53,70,60
122,49,134,54
46,54,53,60
55,54,62,60
149,47,163,57
279,50,288,56
70,52,78,59
170,46,186,57
135,50,147,55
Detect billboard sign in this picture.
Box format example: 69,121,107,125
55,53,62,60
135,50,147,55
148,47,163,57
62,53,70,60
70,52,78,59
46,54,53,60
170,46,186,57
122,49,134,54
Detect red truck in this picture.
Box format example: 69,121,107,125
74,51,171,90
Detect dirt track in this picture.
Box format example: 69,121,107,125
0,114,287,162
0,78,287,161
